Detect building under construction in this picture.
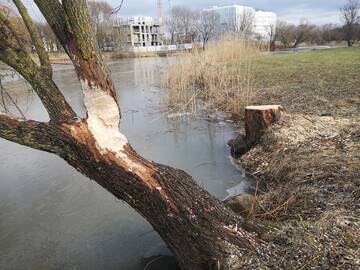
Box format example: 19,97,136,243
113,16,164,48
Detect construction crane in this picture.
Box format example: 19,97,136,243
157,0,163,24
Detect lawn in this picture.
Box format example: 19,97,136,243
252,47,360,118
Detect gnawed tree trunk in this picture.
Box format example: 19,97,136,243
228,105,284,157
0,1,275,269
245,105,284,145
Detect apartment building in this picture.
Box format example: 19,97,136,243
204,5,277,40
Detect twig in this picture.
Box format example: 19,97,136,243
297,252,324,270
111,0,125,14
256,195,295,218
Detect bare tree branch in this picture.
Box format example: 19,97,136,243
340,0,360,46
0,75,26,118
0,45,77,122
195,10,220,48
111,0,125,14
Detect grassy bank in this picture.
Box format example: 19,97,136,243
166,42,360,268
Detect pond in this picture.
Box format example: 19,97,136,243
0,57,251,270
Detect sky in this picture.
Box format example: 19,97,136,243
108,0,345,25
21,0,347,25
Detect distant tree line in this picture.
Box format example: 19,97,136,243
272,0,360,49
166,0,360,49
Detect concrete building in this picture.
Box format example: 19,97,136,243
254,10,278,39
204,5,277,40
113,16,163,48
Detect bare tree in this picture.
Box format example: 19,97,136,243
276,21,295,48
318,24,340,44
227,8,255,38
266,23,278,51
112,26,129,50
165,16,177,44
195,10,220,48
0,1,274,269
340,0,360,46
88,0,113,48
167,6,197,44
35,21,61,52
275,20,316,48
292,22,317,48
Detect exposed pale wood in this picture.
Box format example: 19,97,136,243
245,105,284,145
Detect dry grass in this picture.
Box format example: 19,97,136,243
165,38,259,118
166,46,360,120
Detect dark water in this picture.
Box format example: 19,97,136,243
0,57,250,270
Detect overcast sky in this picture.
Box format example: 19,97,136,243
24,0,346,25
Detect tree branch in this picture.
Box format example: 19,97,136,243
12,0,53,78
0,112,63,153
35,0,116,100
0,46,77,122
0,9,25,50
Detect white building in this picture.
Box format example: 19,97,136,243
204,5,277,40
254,10,277,39
113,16,163,48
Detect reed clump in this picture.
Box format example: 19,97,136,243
165,38,259,118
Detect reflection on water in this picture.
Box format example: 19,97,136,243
0,57,250,270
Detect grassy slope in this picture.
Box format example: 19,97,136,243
253,48,360,118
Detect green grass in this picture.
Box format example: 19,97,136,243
252,47,360,118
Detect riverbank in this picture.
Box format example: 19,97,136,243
166,43,360,268
232,48,359,268
32,50,191,65
239,113,359,268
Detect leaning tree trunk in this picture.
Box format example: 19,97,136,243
0,1,274,269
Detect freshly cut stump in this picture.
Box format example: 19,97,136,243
245,105,284,145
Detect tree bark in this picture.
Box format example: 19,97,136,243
245,105,284,145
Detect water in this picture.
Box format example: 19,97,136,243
0,57,250,270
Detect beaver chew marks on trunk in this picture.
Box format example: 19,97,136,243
245,105,284,145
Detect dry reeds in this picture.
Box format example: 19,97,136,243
165,37,259,118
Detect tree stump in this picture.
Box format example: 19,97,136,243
245,105,284,145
